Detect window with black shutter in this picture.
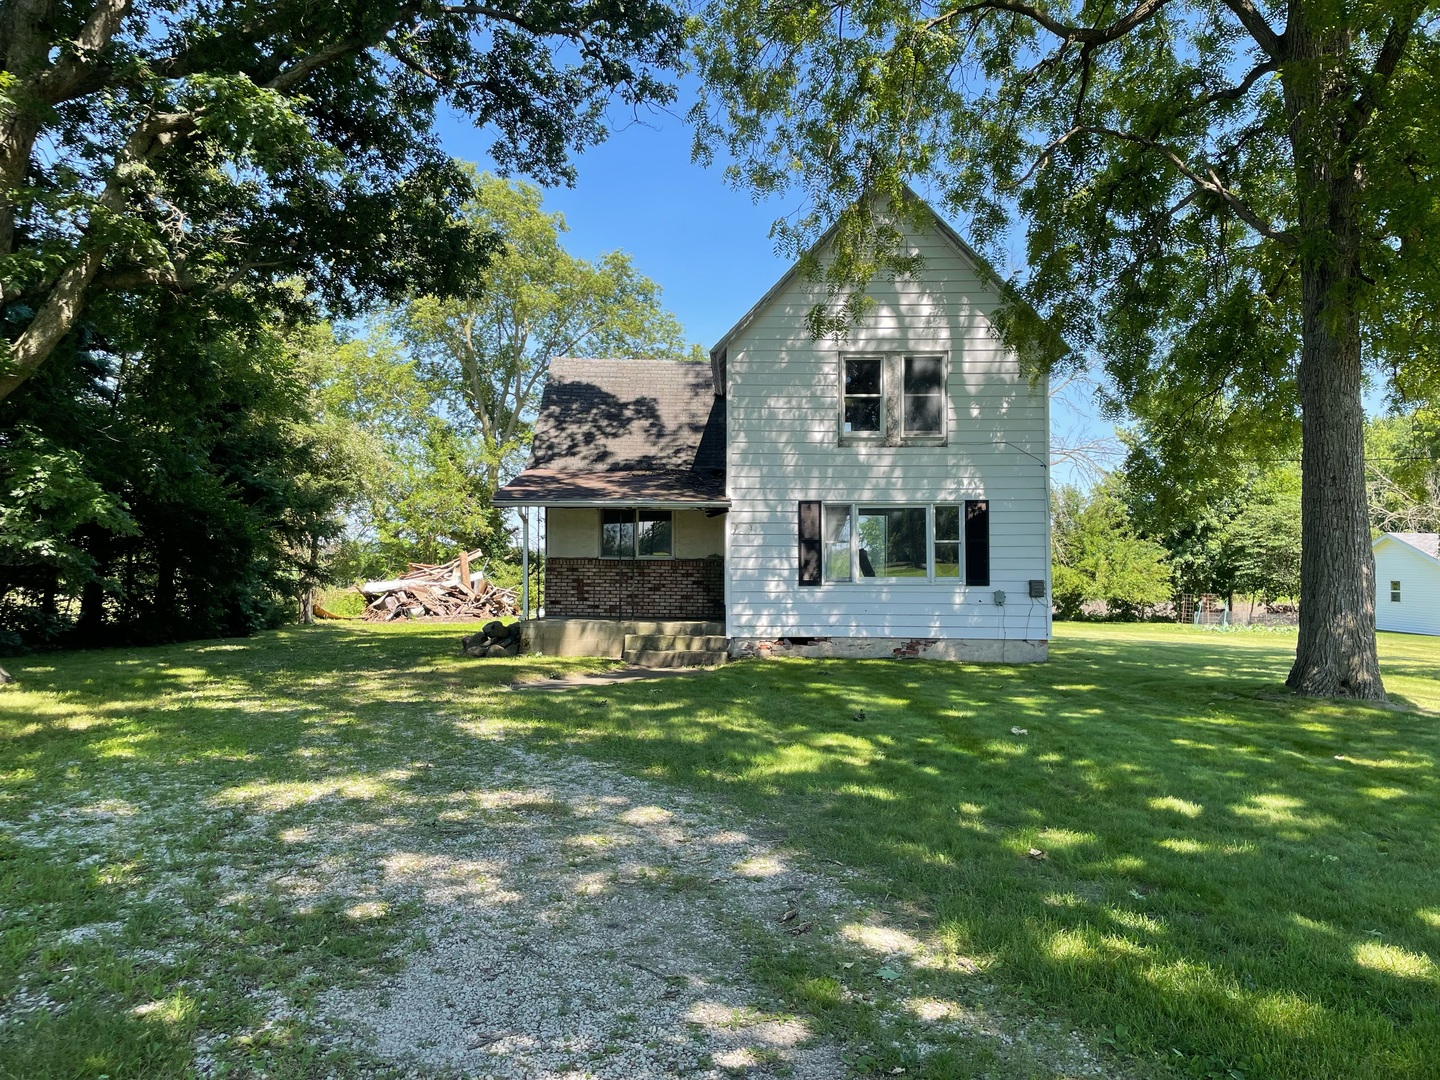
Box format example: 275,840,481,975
964,500,990,586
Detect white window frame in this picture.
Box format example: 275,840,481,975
839,354,887,442
1390,580,1402,602
822,502,963,584
838,352,949,446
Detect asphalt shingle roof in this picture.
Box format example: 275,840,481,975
494,358,726,506
1388,532,1440,560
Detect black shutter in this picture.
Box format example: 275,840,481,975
798,501,822,586
965,499,990,586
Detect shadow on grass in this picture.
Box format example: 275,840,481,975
2,623,1437,1079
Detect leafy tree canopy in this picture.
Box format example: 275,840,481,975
0,288,356,648
1052,481,1172,619
304,326,502,577
398,171,701,489
1367,408,1440,533
0,0,686,399
1120,427,1303,601
691,0,1440,697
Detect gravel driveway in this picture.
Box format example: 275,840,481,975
309,744,858,1078
11,716,1114,1078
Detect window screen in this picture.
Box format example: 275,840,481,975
798,501,823,585
637,510,672,556
934,504,960,578
825,505,853,581
602,510,671,557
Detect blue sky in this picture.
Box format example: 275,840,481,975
435,86,794,351
433,84,1121,486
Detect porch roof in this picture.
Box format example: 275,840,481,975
492,467,728,508
494,357,727,509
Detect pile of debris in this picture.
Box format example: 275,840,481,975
462,620,522,658
358,550,519,622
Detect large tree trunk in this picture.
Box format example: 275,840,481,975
1288,278,1384,698
1282,17,1386,699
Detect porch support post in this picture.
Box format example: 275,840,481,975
521,506,531,620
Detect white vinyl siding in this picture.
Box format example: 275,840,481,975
1373,539,1440,636
725,213,1051,641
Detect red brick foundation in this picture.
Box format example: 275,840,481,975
544,558,724,620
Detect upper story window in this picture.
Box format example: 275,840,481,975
840,353,947,445
601,509,673,558
843,358,884,435
1391,580,1402,602
904,357,945,434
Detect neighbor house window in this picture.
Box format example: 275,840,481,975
823,503,963,582
840,353,946,444
601,509,673,558
1391,580,1402,602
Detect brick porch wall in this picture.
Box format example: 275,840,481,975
545,558,725,620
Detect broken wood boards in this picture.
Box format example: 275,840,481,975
359,551,519,622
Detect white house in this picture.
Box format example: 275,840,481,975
494,193,1053,663
1373,533,1440,636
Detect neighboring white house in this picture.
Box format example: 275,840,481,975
495,192,1053,662
1373,533,1440,636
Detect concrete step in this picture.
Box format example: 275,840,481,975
621,649,729,668
623,634,730,653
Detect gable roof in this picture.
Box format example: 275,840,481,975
708,185,1051,376
493,358,726,507
1375,532,1440,565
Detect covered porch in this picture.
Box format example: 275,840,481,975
499,496,727,625
490,355,730,646
494,468,730,637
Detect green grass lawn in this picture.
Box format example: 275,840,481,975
2,622,1437,1079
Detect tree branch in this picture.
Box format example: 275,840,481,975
1,107,199,398
927,0,1172,47
263,35,375,93
1083,125,1296,244
1216,0,1283,59
33,0,133,103
1176,59,1279,119
1352,9,1420,127
441,3,590,40
91,264,195,292
1017,125,1086,183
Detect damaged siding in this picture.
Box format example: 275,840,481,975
724,215,1051,644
